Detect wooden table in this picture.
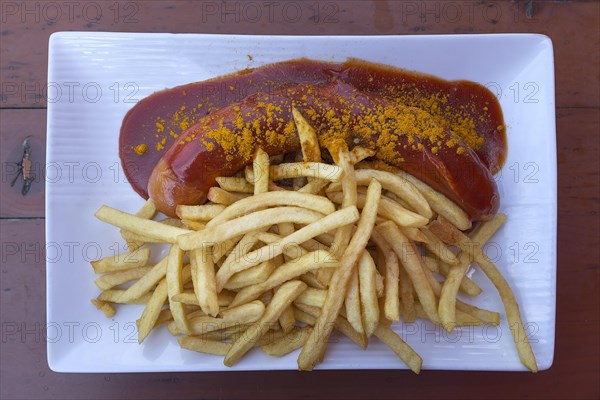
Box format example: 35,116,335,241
1,1,598,399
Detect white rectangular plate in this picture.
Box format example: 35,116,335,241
46,32,556,372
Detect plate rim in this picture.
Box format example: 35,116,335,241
45,32,557,373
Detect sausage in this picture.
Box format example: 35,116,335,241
148,80,499,220
120,59,506,200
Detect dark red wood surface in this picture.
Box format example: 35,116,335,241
1,1,598,399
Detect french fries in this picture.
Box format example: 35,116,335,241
224,280,307,366
179,336,232,356
358,252,380,337
328,168,432,218
376,221,439,323
428,216,538,372
298,179,381,370
91,140,536,372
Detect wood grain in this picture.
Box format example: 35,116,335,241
0,1,598,108
0,0,599,399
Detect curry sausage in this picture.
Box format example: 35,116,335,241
148,80,499,220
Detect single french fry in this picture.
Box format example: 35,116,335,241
349,147,376,165
166,244,189,334
454,301,500,326
293,107,321,162
358,251,380,337
91,299,116,318
190,246,219,317
134,199,157,219
298,179,381,371
176,204,226,221
95,205,191,243
137,279,168,343
215,207,359,290
223,261,276,291
178,336,232,356
94,266,152,291
97,290,152,304
91,247,151,274
224,281,307,366
216,176,255,193
345,268,364,334
374,325,422,374
207,187,251,205
253,148,270,195
121,230,162,244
